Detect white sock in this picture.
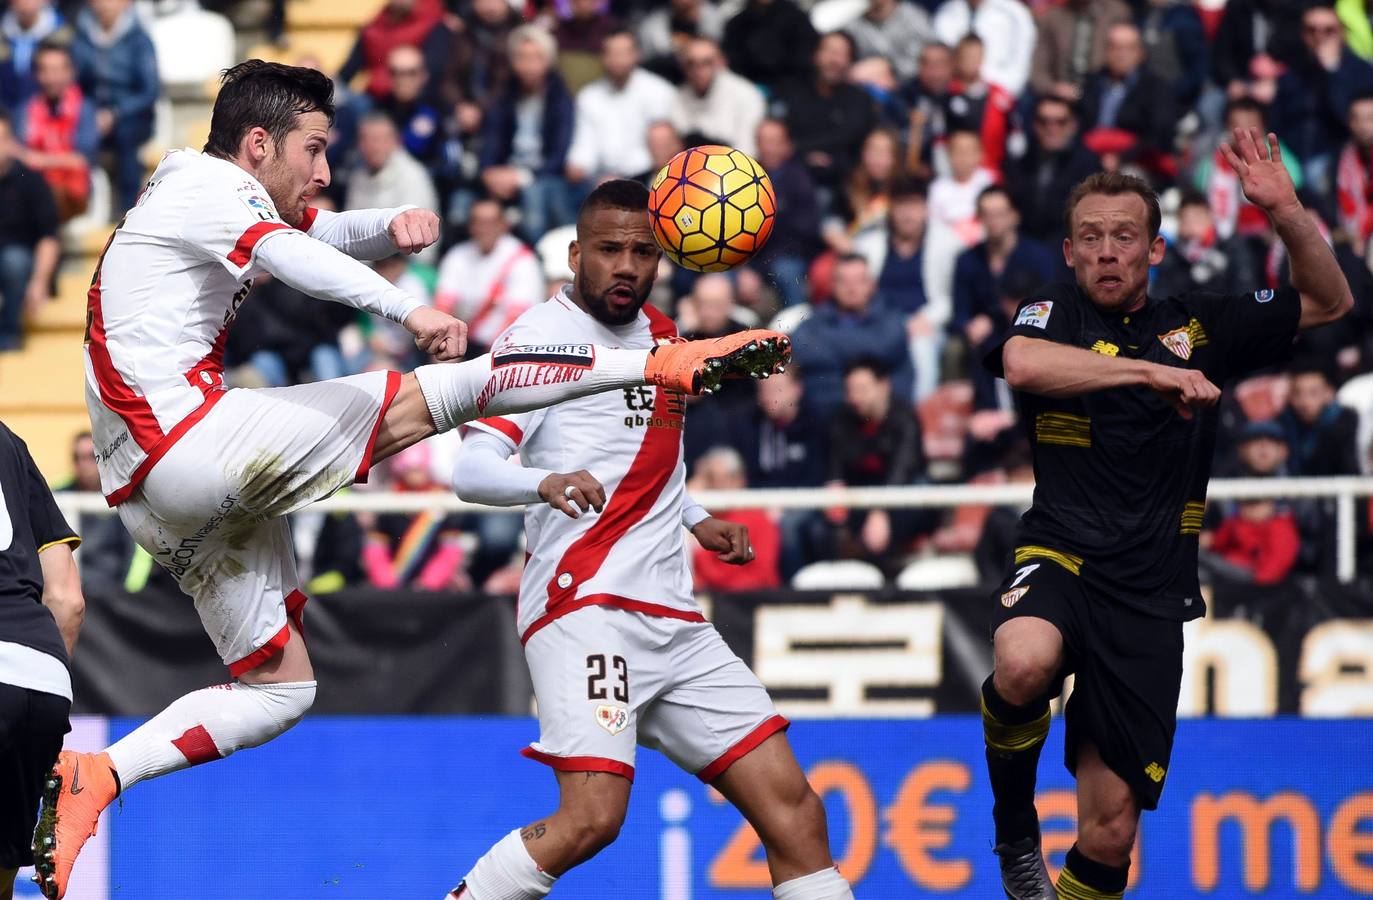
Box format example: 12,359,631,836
414,346,648,433
455,829,557,900
106,681,315,790
773,867,854,900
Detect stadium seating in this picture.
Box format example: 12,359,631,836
791,559,886,590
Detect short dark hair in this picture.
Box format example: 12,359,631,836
32,38,71,69
1064,171,1162,239
601,28,638,51
890,177,928,204
819,30,857,60
977,184,1014,212
204,59,336,159
1035,93,1077,119
1224,96,1264,122
576,178,650,235
844,356,890,380
1352,89,1373,110
1177,187,1210,212
1288,356,1336,387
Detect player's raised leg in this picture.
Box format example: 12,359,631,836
373,324,791,467
711,733,852,899
985,616,1063,900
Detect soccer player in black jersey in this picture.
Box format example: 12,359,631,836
979,129,1353,900
0,422,82,899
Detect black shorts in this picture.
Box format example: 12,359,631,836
991,557,1183,810
0,682,70,868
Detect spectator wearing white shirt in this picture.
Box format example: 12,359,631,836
346,112,441,264
433,198,544,355
931,0,1035,97
846,0,935,83
669,37,766,156
566,30,676,187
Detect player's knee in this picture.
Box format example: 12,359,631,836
564,801,626,860
992,653,1056,707
1079,805,1137,863
758,783,828,852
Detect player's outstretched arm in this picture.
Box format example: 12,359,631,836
302,206,441,260
38,543,84,656
1221,126,1353,329
254,231,466,359
1002,336,1220,418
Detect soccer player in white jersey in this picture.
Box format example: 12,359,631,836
31,62,790,899
446,180,853,900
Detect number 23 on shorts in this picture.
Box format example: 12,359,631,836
586,653,629,703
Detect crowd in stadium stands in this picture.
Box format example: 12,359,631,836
14,0,1373,592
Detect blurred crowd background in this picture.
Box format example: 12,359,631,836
7,0,1373,596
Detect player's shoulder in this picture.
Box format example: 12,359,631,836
1010,280,1080,330
498,294,570,341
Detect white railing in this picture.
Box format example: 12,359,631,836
54,476,1373,583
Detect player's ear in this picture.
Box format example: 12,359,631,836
568,239,580,276
1148,233,1166,267
1062,237,1073,268
244,126,272,164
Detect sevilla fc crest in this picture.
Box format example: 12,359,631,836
1001,587,1029,608
1158,327,1194,361
596,705,628,736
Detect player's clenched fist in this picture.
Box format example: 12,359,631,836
691,517,754,565
1145,364,1220,420
538,470,606,519
389,208,441,255
404,305,468,361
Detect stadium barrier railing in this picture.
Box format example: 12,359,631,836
54,476,1373,583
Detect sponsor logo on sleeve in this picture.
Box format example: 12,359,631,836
491,344,596,369
1014,301,1053,329
595,704,629,736
1254,289,1274,304
239,193,278,222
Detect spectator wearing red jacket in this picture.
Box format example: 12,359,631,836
17,40,96,222
1210,501,1301,585
338,0,443,100
690,446,781,592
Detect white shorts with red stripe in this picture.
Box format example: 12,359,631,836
115,370,401,675
522,605,787,782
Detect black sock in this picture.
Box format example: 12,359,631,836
981,674,1051,845
1058,843,1128,898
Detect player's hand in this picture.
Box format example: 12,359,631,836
691,517,754,565
404,305,468,361
1145,364,1220,420
538,470,606,519
389,208,441,255
1219,127,1300,215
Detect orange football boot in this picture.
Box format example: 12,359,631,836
31,750,119,899
645,329,791,395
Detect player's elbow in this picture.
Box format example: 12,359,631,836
43,584,85,635
1000,337,1040,391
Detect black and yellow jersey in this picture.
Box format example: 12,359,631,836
985,281,1302,620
